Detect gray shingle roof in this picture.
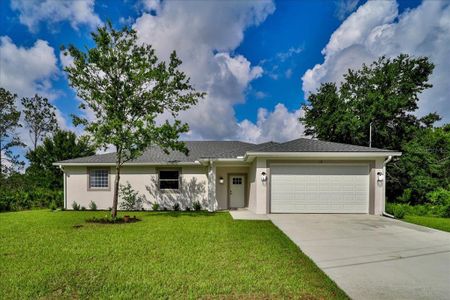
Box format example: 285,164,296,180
249,138,392,153
56,138,394,164
57,141,255,164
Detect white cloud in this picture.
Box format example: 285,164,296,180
302,0,450,123
0,36,74,148
285,68,293,79
335,0,361,20
0,36,58,98
133,0,279,140
255,91,268,99
10,0,101,32
237,104,305,143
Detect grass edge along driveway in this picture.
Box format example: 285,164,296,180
403,215,450,233
0,210,348,299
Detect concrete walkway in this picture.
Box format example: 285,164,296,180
269,214,450,300
229,209,269,220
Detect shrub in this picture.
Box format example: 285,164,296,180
49,201,57,211
72,201,80,211
386,203,406,219
81,206,86,211
119,182,145,210
185,206,191,211
89,201,97,211
426,188,450,206
193,201,201,211
392,206,406,219
151,202,160,211
442,205,450,218
0,188,63,212
173,203,180,211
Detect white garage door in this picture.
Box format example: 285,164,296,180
270,164,369,213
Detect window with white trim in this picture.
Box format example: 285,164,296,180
159,170,180,190
89,169,109,189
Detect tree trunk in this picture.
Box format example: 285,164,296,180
111,162,121,218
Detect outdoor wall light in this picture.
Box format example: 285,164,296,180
261,172,267,182
377,172,384,182
219,177,224,184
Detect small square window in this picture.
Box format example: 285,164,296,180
89,169,109,189
159,170,180,190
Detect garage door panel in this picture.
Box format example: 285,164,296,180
271,164,369,213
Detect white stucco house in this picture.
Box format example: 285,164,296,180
54,138,401,215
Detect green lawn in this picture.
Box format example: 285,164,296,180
0,210,347,299
404,215,450,232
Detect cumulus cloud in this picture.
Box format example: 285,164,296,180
0,36,58,98
237,104,305,143
133,0,282,140
10,0,101,32
0,36,75,147
302,0,450,123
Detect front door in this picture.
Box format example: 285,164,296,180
229,175,245,208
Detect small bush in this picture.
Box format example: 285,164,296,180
442,205,450,218
81,206,86,211
151,202,160,211
162,206,168,211
193,201,202,211
72,201,80,211
173,203,180,211
185,206,191,211
119,182,145,211
426,188,450,206
386,203,406,219
49,201,57,211
89,201,97,211
392,206,406,219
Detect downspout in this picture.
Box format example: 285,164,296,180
59,165,67,209
382,156,394,218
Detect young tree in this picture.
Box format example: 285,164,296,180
0,87,24,176
21,94,58,151
63,22,204,217
26,130,96,189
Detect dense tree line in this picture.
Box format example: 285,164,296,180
0,87,96,211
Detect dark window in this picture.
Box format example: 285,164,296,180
159,170,180,190
89,169,109,188
232,177,242,185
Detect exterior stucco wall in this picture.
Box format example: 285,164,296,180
215,166,249,210
248,160,257,212
64,165,208,210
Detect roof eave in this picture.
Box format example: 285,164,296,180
244,151,402,161
52,161,203,167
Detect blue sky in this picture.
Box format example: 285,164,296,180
1,0,448,154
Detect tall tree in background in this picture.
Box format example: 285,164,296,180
300,54,442,201
0,87,24,176
63,22,204,217
393,124,450,204
21,94,58,151
301,54,438,151
26,130,96,189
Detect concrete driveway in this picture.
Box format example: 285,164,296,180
269,214,450,300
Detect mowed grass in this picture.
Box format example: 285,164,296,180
404,215,450,233
0,210,347,299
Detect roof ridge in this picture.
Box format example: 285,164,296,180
298,138,391,151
